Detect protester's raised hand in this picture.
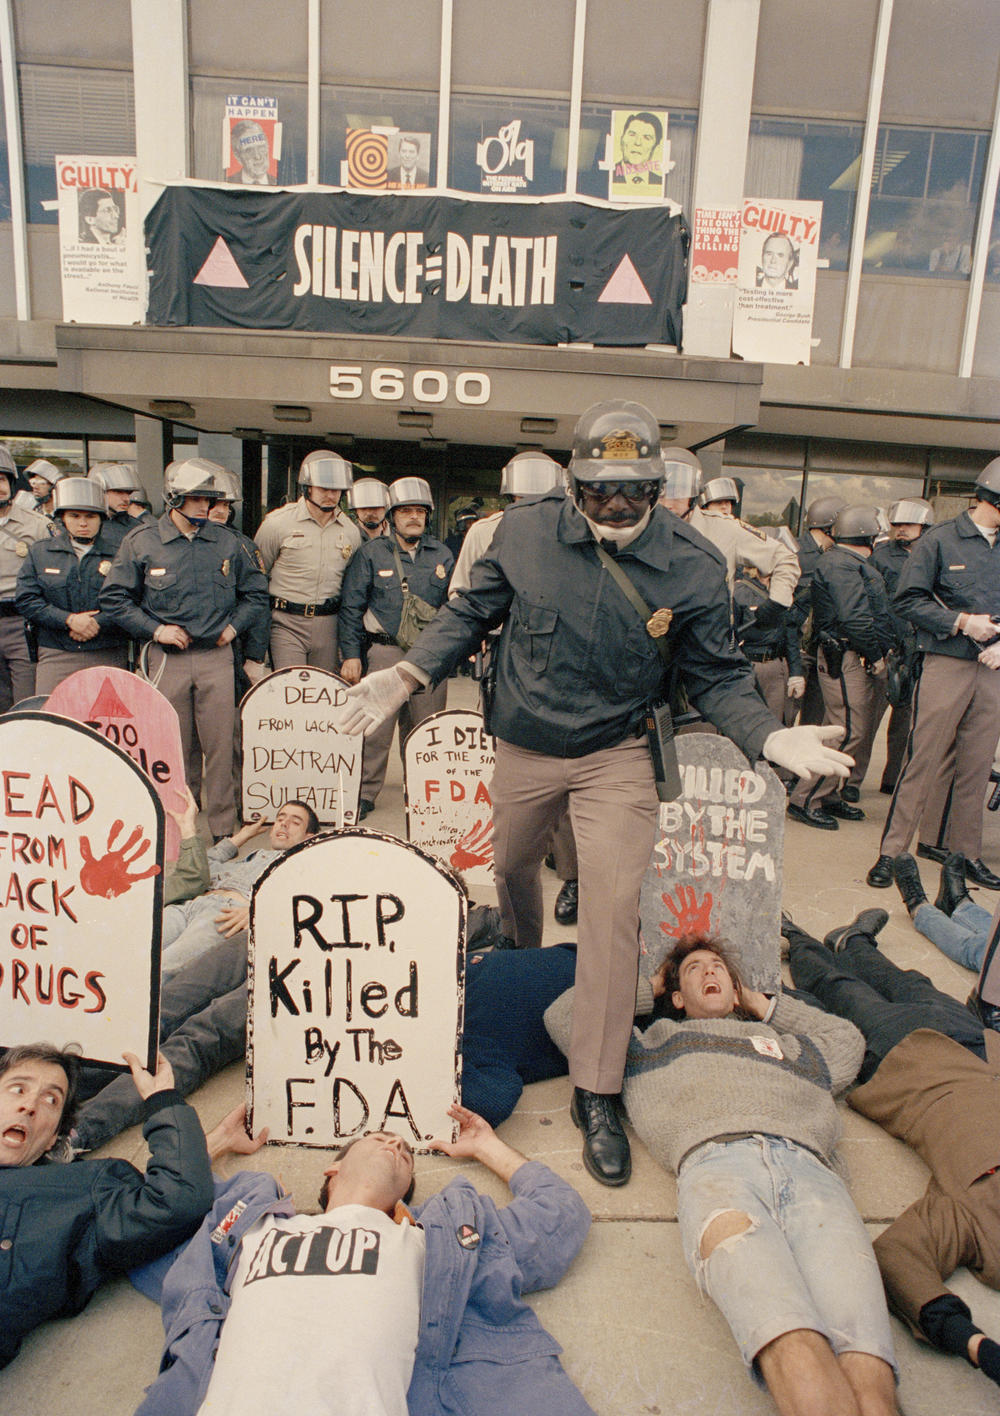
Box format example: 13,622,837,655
123,1050,175,1099
429,1104,494,1159
205,1103,268,1161
166,785,200,839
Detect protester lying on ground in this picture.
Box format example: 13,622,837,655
891,849,1000,979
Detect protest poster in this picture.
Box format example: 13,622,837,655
607,109,670,202
403,710,495,886
690,206,741,284
55,156,144,323
224,95,281,185
248,829,466,1148
0,712,163,1070
240,667,362,826
476,119,533,194
46,667,185,862
639,732,784,991
732,198,823,364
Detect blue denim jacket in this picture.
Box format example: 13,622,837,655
133,1161,594,1416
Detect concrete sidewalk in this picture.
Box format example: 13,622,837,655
4,681,1000,1414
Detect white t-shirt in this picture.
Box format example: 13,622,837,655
198,1204,426,1416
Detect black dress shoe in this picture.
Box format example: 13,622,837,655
840,784,861,803
554,878,579,925
825,798,865,821
916,841,949,864
866,854,895,888
967,990,1000,1032
935,853,972,917
570,1087,631,1186
823,907,889,952
966,858,1000,890
358,799,375,821
893,853,927,915
787,802,838,830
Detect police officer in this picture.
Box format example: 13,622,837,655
342,401,851,1187
24,458,65,519
657,446,702,519
450,450,564,594
788,506,896,829
0,445,51,709
89,462,154,550
254,451,361,673
871,498,934,794
791,495,847,726
733,558,805,723
689,475,800,605
339,476,453,817
15,476,129,695
347,477,391,541
868,460,1000,891
99,458,269,839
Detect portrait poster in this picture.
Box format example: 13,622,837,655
608,109,670,202
0,713,163,1070
384,131,431,191
639,733,784,992
732,198,823,365
224,95,281,186
240,667,362,826
46,667,186,862
55,155,143,324
690,206,741,284
248,830,465,1149
403,710,495,886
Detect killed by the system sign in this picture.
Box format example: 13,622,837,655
248,830,465,1149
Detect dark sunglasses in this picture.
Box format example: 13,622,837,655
581,480,659,503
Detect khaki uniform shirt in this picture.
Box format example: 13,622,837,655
254,498,361,602
689,506,800,607
0,504,52,599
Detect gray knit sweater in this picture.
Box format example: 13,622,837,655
544,985,864,1175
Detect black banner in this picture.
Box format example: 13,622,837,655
145,187,688,347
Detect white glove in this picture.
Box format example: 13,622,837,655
978,642,1000,671
762,724,854,782
243,660,268,685
341,666,412,736
786,676,806,700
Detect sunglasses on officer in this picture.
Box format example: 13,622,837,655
580,480,660,503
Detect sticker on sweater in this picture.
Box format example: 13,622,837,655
750,1035,783,1060
456,1224,480,1249
211,1199,248,1244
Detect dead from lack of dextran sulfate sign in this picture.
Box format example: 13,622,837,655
248,829,465,1149
0,712,163,1070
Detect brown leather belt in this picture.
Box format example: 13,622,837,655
270,596,340,617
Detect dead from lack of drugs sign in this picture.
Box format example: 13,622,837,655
639,732,784,992
241,667,362,825
248,830,466,1148
46,666,186,862
403,710,495,885
0,714,163,1069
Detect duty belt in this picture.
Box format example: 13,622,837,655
0,601,21,618
270,595,340,617
367,632,397,647
746,648,784,663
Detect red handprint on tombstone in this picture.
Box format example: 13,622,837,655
79,820,161,899
660,885,714,938
450,819,494,872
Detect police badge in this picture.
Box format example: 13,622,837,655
646,608,673,638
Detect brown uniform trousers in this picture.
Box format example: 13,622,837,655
360,641,447,803
881,655,1000,860
490,735,658,1094
790,648,887,810
269,609,340,673
152,643,237,838
0,616,35,710
34,644,129,697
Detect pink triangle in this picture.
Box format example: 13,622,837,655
597,255,653,305
194,236,250,289
87,677,134,720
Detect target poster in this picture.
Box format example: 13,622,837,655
56,155,144,324
639,733,784,993
403,710,495,886
224,95,281,186
344,129,431,190
0,713,163,1070
240,667,362,825
248,830,465,1149
46,666,186,862
732,198,822,364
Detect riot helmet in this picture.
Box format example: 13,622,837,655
53,477,107,518
89,462,140,493
659,447,703,507
0,445,15,506
163,458,226,526
567,400,664,512
388,477,434,510
832,505,881,548
974,456,1000,510
805,496,847,532
26,458,65,508
298,451,354,492
698,476,743,511
500,451,563,498
347,478,391,513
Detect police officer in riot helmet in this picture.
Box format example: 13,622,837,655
348,478,391,540
658,446,702,519
89,462,153,549
0,444,50,709
25,458,66,518
15,477,129,694
689,471,801,606
872,498,934,794
342,398,853,1189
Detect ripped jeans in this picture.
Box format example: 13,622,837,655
677,1134,897,1382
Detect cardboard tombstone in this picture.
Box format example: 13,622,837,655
46,666,185,862
403,710,496,886
639,732,784,992
248,829,466,1149
0,712,163,1070
240,667,362,826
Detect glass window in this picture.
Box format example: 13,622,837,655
3,437,85,475
863,126,986,277
0,65,9,222
984,180,1000,285
85,439,136,466
801,470,924,519
745,118,864,269
576,105,696,209
729,466,805,530
450,94,571,196
320,85,438,188
19,65,135,225
191,77,307,186
452,0,574,94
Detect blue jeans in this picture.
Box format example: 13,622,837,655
161,891,247,979
913,898,992,972
678,1135,896,1381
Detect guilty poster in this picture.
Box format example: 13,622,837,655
732,198,823,365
